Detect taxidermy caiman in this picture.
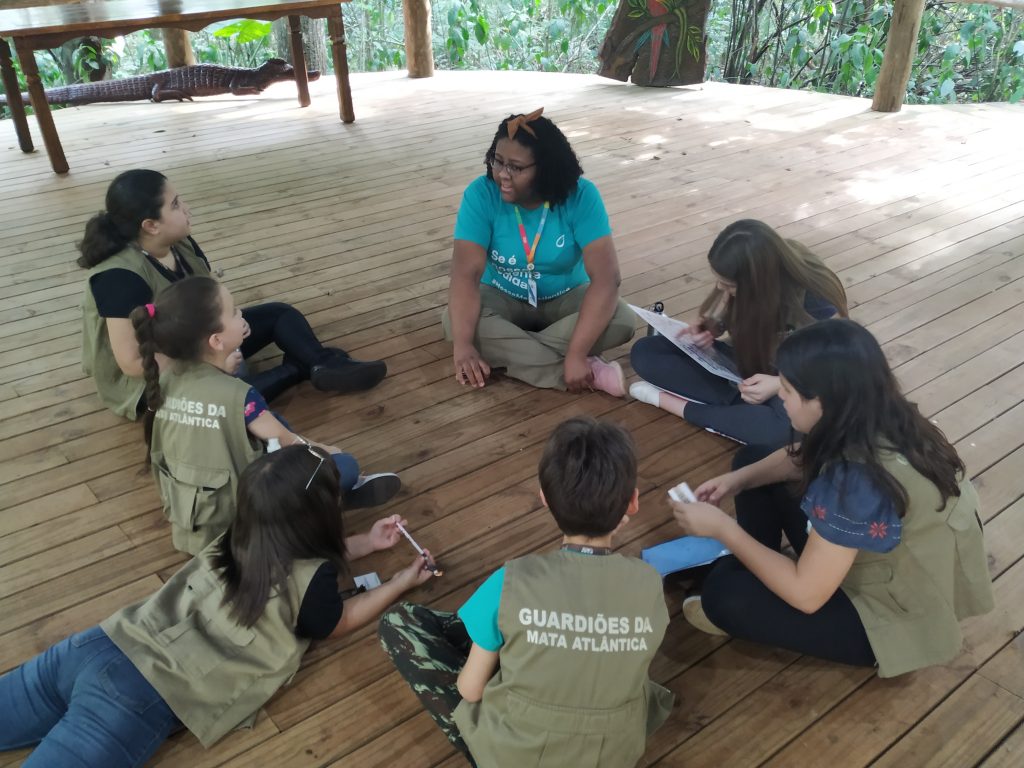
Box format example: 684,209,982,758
0,58,321,106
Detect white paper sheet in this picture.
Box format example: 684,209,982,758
629,304,742,384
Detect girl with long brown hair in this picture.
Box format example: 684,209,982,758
0,446,434,767
670,320,993,676
629,219,848,446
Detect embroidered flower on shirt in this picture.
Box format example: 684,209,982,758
812,504,827,520
244,401,256,417
869,521,889,539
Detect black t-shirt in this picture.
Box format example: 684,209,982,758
90,237,211,318
296,561,344,640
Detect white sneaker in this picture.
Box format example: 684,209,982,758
629,381,662,406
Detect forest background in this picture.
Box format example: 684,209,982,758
1,0,1022,106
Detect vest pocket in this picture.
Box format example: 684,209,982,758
155,611,256,678
155,462,233,534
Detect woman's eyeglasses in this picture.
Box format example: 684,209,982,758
486,155,535,177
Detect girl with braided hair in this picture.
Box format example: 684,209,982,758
131,276,400,555
79,169,387,421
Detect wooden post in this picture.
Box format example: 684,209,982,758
288,15,312,107
0,37,33,153
871,0,926,112
327,6,354,122
161,29,196,67
403,0,434,78
14,36,67,173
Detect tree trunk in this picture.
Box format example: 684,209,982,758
272,17,328,75
872,0,925,112
162,29,196,67
403,0,434,78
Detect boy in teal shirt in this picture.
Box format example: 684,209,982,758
380,417,673,766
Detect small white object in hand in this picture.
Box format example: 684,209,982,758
668,482,698,503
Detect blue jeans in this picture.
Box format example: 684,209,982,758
275,412,359,492
332,452,360,492
0,626,179,768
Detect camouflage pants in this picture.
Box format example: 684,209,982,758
379,602,476,766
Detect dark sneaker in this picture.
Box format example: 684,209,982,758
344,473,401,509
310,358,387,393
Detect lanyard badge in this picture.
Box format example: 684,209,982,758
514,202,550,307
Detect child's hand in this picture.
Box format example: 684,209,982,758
392,550,436,589
367,514,406,552
670,500,731,540
739,374,780,404
695,472,743,505
677,323,714,350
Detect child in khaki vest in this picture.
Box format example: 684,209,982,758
79,169,387,421
133,276,401,555
671,319,994,677
0,447,435,766
380,417,674,767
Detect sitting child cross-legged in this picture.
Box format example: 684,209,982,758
133,276,401,556
380,416,674,767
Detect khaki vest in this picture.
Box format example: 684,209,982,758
149,362,263,555
80,239,210,420
454,551,674,767
101,545,325,747
841,451,995,677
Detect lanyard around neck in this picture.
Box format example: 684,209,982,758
513,202,550,271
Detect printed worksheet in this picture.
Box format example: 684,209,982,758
629,304,742,384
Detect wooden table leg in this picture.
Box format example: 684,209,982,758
288,15,311,108
13,37,67,174
0,37,34,153
327,5,354,123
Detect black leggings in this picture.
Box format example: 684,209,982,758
240,303,341,401
630,335,793,448
700,445,877,668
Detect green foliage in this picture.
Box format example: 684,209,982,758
342,0,616,73
2,1,1020,109
708,0,1023,103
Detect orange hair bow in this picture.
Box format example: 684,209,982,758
505,107,544,139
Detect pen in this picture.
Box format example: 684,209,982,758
395,521,444,576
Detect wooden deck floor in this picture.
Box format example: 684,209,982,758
1,70,1022,767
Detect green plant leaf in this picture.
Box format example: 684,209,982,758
212,19,271,44
474,18,490,45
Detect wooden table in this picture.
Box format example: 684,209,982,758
0,0,354,174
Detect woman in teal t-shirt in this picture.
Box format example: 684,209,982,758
443,108,635,394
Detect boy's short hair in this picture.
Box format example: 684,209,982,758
538,417,637,537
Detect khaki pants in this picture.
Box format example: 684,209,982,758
442,284,636,390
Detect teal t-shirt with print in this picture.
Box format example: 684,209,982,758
458,566,506,652
453,176,612,302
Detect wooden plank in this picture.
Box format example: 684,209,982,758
978,722,1024,768
0,575,161,674
870,676,1024,768
977,631,1024,699
0,72,1022,768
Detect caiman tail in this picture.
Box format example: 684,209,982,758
1,77,153,106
